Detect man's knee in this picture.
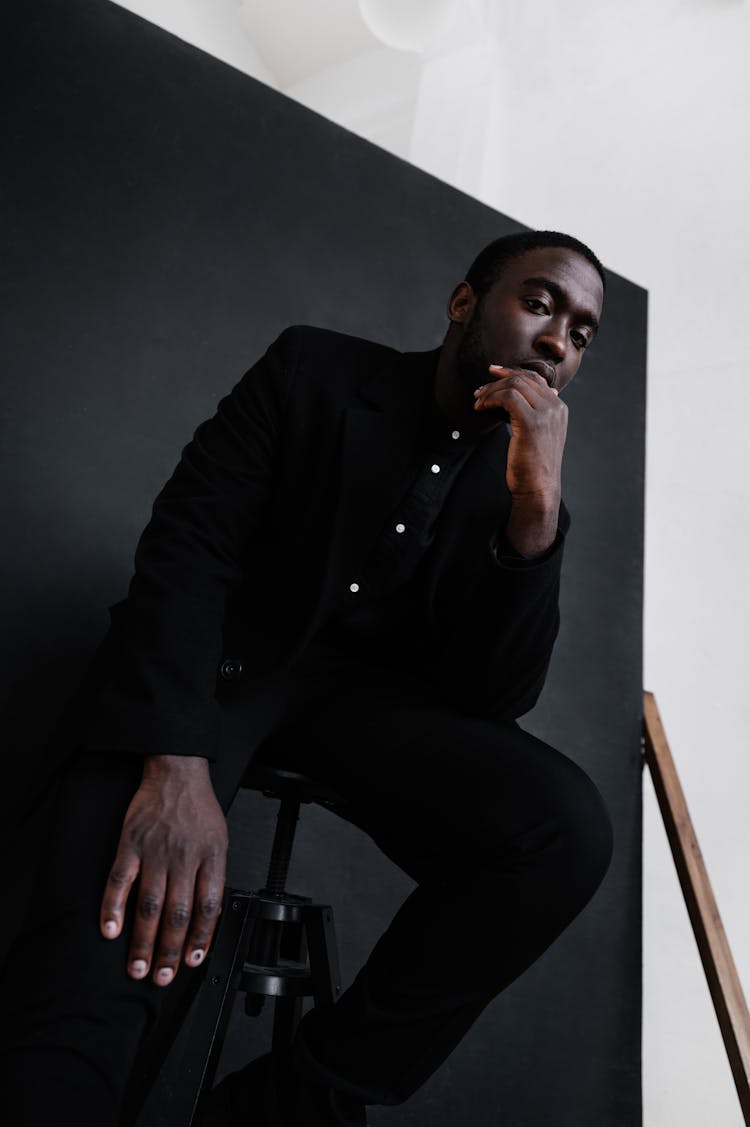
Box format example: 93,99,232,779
475,743,613,912
537,760,613,910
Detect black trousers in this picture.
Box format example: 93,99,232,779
0,648,612,1125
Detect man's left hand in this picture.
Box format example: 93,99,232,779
474,364,568,557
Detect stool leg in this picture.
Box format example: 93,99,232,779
174,892,255,1126
304,905,343,1008
271,994,305,1054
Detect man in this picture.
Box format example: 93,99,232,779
0,230,612,1126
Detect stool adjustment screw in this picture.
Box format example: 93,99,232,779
265,797,300,896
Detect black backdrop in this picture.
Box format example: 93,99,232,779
1,2,646,1124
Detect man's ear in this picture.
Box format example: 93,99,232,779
447,281,477,325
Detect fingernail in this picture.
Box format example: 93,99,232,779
156,967,174,985
189,949,205,966
130,959,148,978
103,920,118,938
488,364,504,371
474,386,484,396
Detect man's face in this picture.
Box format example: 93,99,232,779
455,246,604,398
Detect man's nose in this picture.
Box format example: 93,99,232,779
535,323,567,362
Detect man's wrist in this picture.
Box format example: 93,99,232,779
505,493,560,558
142,754,211,781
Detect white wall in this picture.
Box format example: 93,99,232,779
112,3,750,1123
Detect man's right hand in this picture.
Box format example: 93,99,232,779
99,754,228,986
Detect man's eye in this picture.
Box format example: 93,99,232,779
524,298,549,314
571,330,588,350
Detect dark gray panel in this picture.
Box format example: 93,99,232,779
1,2,645,1123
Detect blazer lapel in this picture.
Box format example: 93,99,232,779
315,347,438,614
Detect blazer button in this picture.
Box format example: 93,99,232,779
220,658,243,681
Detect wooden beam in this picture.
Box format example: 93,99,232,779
643,691,750,1123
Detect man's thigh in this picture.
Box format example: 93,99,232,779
255,667,608,884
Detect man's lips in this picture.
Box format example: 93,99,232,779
517,358,556,387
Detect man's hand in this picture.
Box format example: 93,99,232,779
474,364,568,558
100,755,228,986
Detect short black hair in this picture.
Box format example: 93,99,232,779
465,230,606,297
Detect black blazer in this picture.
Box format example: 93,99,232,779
87,326,569,763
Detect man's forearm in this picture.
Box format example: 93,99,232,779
504,492,560,558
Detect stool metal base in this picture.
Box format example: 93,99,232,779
174,885,341,1126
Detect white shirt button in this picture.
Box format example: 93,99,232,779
431,464,441,474
349,582,359,593
395,523,406,534
451,430,460,440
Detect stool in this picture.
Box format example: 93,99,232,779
142,763,345,1127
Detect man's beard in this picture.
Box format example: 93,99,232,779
455,302,510,427
455,304,490,397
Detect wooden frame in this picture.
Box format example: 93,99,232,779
643,691,750,1123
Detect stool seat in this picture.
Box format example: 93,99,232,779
242,761,346,810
